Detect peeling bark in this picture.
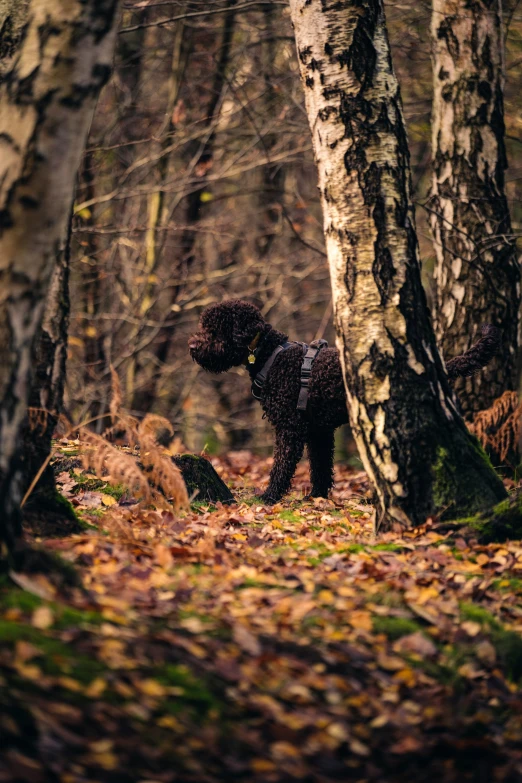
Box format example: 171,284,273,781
288,0,507,530
0,0,120,561
430,0,520,417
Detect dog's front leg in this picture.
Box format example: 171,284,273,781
258,427,305,504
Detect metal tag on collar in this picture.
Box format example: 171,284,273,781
247,331,261,364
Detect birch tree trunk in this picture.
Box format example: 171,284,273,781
0,0,119,562
288,0,507,530
430,0,520,417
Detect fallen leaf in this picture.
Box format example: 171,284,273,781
233,624,261,655
31,606,54,630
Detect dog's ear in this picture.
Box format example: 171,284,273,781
231,307,265,345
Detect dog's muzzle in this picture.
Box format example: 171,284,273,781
188,336,202,356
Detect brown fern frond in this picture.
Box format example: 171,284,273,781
468,391,521,463
27,407,48,432
80,429,151,503
496,405,522,463
109,365,123,424
103,365,140,447
138,415,188,510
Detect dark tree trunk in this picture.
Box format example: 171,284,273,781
288,0,507,530
430,0,520,417
79,152,107,428
20,216,74,523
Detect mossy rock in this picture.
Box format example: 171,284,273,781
173,454,234,505
23,488,85,538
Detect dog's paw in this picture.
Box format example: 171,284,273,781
306,491,330,501
256,493,279,506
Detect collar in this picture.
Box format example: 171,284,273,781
246,331,262,365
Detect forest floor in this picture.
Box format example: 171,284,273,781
2,449,522,783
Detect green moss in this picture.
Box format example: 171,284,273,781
0,587,104,629
493,631,522,682
432,433,506,521
101,483,126,500
0,587,42,613
335,543,362,554
191,501,217,513
157,664,218,715
277,510,302,523
460,602,500,629
460,602,522,682
0,619,106,682
79,508,105,520
371,591,407,609
71,475,105,493
47,490,81,522
372,615,422,640
370,543,405,552
449,492,522,544
491,577,522,592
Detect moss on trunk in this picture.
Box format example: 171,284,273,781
173,454,234,505
438,490,522,544
432,430,507,521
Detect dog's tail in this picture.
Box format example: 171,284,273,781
445,325,502,381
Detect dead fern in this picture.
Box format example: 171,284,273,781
104,364,140,447
81,430,151,503
468,391,522,464
138,415,189,510
27,407,49,432
109,365,123,424
78,372,188,510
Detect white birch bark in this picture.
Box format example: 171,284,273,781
289,0,506,529
430,0,520,417
0,0,120,549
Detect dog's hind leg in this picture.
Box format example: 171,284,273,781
259,427,305,504
308,428,335,498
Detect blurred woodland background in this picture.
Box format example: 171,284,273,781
67,0,522,454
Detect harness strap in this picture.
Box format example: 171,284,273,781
251,341,295,400
297,339,328,412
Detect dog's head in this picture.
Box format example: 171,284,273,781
188,300,266,373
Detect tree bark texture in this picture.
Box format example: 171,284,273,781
0,0,28,75
430,0,520,417
21,216,71,516
0,0,120,556
288,0,507,529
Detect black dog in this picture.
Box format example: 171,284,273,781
189,300,500,503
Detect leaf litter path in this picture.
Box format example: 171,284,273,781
2,453,522,783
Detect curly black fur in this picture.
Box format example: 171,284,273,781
189,300,501,503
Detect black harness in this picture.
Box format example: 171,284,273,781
250,338,328,412
296,339,328,411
